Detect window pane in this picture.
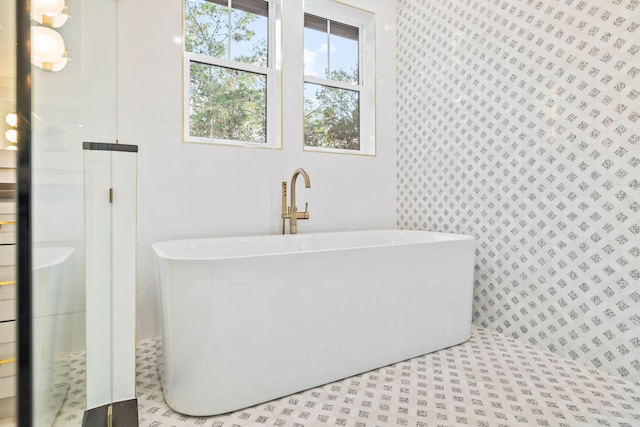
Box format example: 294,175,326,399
184,0,230,58
185,0,268,66
304,83,360,150
189,61,267,143
304,14,359,83
230,0,268,66
304,15,328,79
330,22,358,83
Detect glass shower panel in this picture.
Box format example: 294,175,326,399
30,0,118,424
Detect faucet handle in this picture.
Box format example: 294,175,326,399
281,181,287,215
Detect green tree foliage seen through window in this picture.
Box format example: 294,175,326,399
304,70,360,151
185,0,269,143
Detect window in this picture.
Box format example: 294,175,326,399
183,0,280,148
182,0,376,154
303,1,375,155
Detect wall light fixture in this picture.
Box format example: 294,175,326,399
31,0,69,71
4,113,18,151
32,0,69,28
31,26,68,71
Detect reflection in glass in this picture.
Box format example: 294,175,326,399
189,61,267,143
304,82,360,150
33,247,75,427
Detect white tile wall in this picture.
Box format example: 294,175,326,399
397,0,640,383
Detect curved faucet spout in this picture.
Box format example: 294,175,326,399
291,168,311,209
281,168,311,234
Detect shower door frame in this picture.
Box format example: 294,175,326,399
16,0,33,425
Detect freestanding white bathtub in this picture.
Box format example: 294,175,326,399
153,230,475,416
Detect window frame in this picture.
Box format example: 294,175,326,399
182,0,282,149
302,0,376,155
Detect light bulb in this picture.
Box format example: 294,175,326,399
4,129,17,144
6,143,17,151
4,113,17,128
32,0,66,16
31,26,67,71
32,0,69,28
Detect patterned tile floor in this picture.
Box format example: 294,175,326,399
53,327,640,426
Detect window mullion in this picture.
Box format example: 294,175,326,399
303,75,362,93
359,25,363,85
326,19,331,78
186,52,269,76
227,0,232,61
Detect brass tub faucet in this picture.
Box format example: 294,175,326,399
282,168,311,234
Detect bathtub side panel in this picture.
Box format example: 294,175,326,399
157,236,475,416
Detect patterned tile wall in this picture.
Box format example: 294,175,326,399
396,0,640,383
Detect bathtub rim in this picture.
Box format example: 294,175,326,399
32,246,75,271
152,229,475,261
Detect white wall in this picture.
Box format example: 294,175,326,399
117,0,398,340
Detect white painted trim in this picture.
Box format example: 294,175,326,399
302,0,376,155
